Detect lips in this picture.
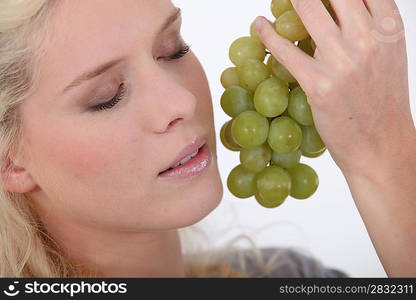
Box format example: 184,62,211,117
158,135,207,175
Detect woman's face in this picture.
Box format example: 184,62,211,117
17,0,223,233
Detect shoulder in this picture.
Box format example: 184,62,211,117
226,246,349,278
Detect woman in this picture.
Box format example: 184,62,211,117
0,0,414,277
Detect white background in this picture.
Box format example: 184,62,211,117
174,0,416,277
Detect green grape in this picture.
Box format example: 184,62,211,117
326,3,338,22
218,1,331,207
272,148,302,169
255,193,285,208
266,55,296,84
286,163,319,199
256,165,291,204
298,37,316,57
221,67,240,88
271,0,293,19
254,77,289,118
288,87,314,126
240,143,272,173
231,111,269,149
274,10,309,42
229,36,266,67
237,59,270,92
310,38,316,51
220,86,254,118
300,125,326,154
281,109,290,117
271,0,331,19
268,116,302,154
322,0,331,7
227,165,257,198
289,81,300,90
302,148,327,158
220,120,242,152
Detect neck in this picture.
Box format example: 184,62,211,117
41,214,185,277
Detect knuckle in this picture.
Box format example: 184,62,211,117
354,36,378,54
307,76,333,103
330,49,359,78
340,58,359,78
352,37,379,64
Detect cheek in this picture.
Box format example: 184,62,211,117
24,111,151,198
186,55,214,119
22,112,162,228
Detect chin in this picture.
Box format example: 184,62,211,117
169,164,224,229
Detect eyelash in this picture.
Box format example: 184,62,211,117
91,82,127,112
91,44,191,112
167,43,191,60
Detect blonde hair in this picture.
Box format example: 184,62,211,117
0,0,310,278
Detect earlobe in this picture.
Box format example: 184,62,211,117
0,157,37,194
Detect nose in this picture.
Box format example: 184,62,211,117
141,67,197,134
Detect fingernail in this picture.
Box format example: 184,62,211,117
253,16,266,32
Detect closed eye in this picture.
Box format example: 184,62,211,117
167,44,191,60
90,82,126,112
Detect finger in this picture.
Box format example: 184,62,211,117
329,0,372,35
253,16,318,92
365,0,404,44
290,0,340,49
363,0,399,18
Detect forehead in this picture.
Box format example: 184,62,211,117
38,0,174,93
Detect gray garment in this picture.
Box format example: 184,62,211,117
226,247,349,278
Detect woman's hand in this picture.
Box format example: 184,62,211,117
254,0,415,177
254,0,416,277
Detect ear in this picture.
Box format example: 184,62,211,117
0,156,38,194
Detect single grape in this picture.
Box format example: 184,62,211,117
254,77,289,118
227,165,257,198
322,0,331,7
271,0,293,19
237,59,270,92
288,87,314,126
229,36,266,67
275,10,309,42
286,163,319,199
268,116,303,154
326,3,338,22
298,37,316,57
271,0,330,19
221,67,240,88
310,38,316,51
255,193,285,208
220,86,254,118
302,148,327,158
300,125,326,154
231,111,269,149
256,165,291,204
272,148,302,169
220,120,242,152
289,81,300,91
266,55,296,84
240,143,272,173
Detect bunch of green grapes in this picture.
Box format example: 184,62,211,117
220,0,334,209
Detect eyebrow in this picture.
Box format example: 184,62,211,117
62,7,182,95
